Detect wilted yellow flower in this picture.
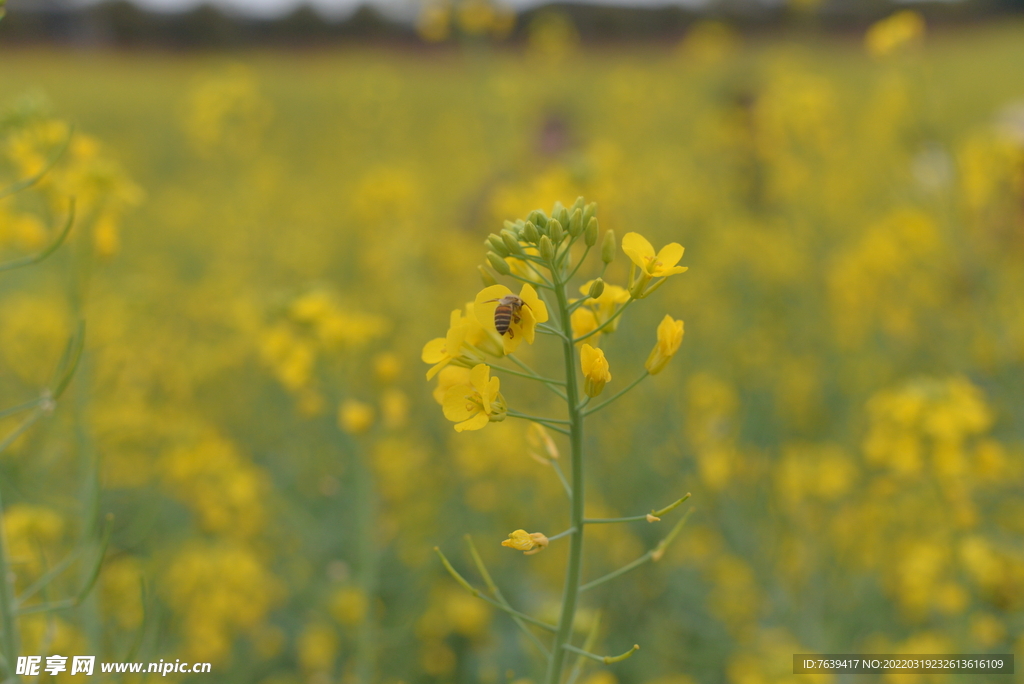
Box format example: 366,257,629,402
338,400,374,435
422,310,468,380
580,343,611,397
474,283,549,354
526,423,559,463
865,10,925,58
645,315,684,375
442,364,506,431
501,529,549,555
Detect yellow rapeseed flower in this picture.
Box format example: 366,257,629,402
474,283,549,355
580,344,611,397
422,310,468,380
338,400,375,434
622,232,688,278
501,529,549,555
622,232,688,298
571,307,600,342
579,279,630,331
646,315,685,375
442,364,506,431
865,10,925,58
432,365,472,405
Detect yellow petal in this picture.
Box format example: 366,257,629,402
502,330,523,355
470,363,490,393
443,384,477,422
483,376,500,411
621,232,655,268
518,283,548,323
517,307,537,345
421,337,447,364
653,243,685,271
454,411,490,432
571,308,599,339
426,358,450,381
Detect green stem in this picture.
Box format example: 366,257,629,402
434,548,557,633
0,398,44,421
506,411,569,424
352,439,378,684
579,509,693,593
585,371,649,415
0,482,21,681
506,411,570,435
506,355,568,400
582,493,690,525
544,269,586,684
464,536,549,659
563,643,639,664
488,364,564,388
584,515,652,524
0,409,45,455
550,460,572,498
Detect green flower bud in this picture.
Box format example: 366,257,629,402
478,265,498,286
584,217,599,246
487,251,511,275
539,235,556,262
503,220,517,232
528,210,548,229
572,196,585,213
487,234,510,257
501,229,525,256
601,229,616,263
583,201,598,226
588,278,605,299
568,208,583,237
554,204,570,230
549,219,564,244
523,221,540,243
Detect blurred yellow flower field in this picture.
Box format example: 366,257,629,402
1,12,1023,684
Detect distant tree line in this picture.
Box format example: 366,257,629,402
0,0,1019,47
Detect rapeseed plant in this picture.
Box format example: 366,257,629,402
426,199,692,683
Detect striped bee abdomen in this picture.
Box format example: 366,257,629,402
494,305,513,335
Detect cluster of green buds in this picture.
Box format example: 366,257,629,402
483,197,601,280
426,198,694,683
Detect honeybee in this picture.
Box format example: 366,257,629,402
486,295,530,338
